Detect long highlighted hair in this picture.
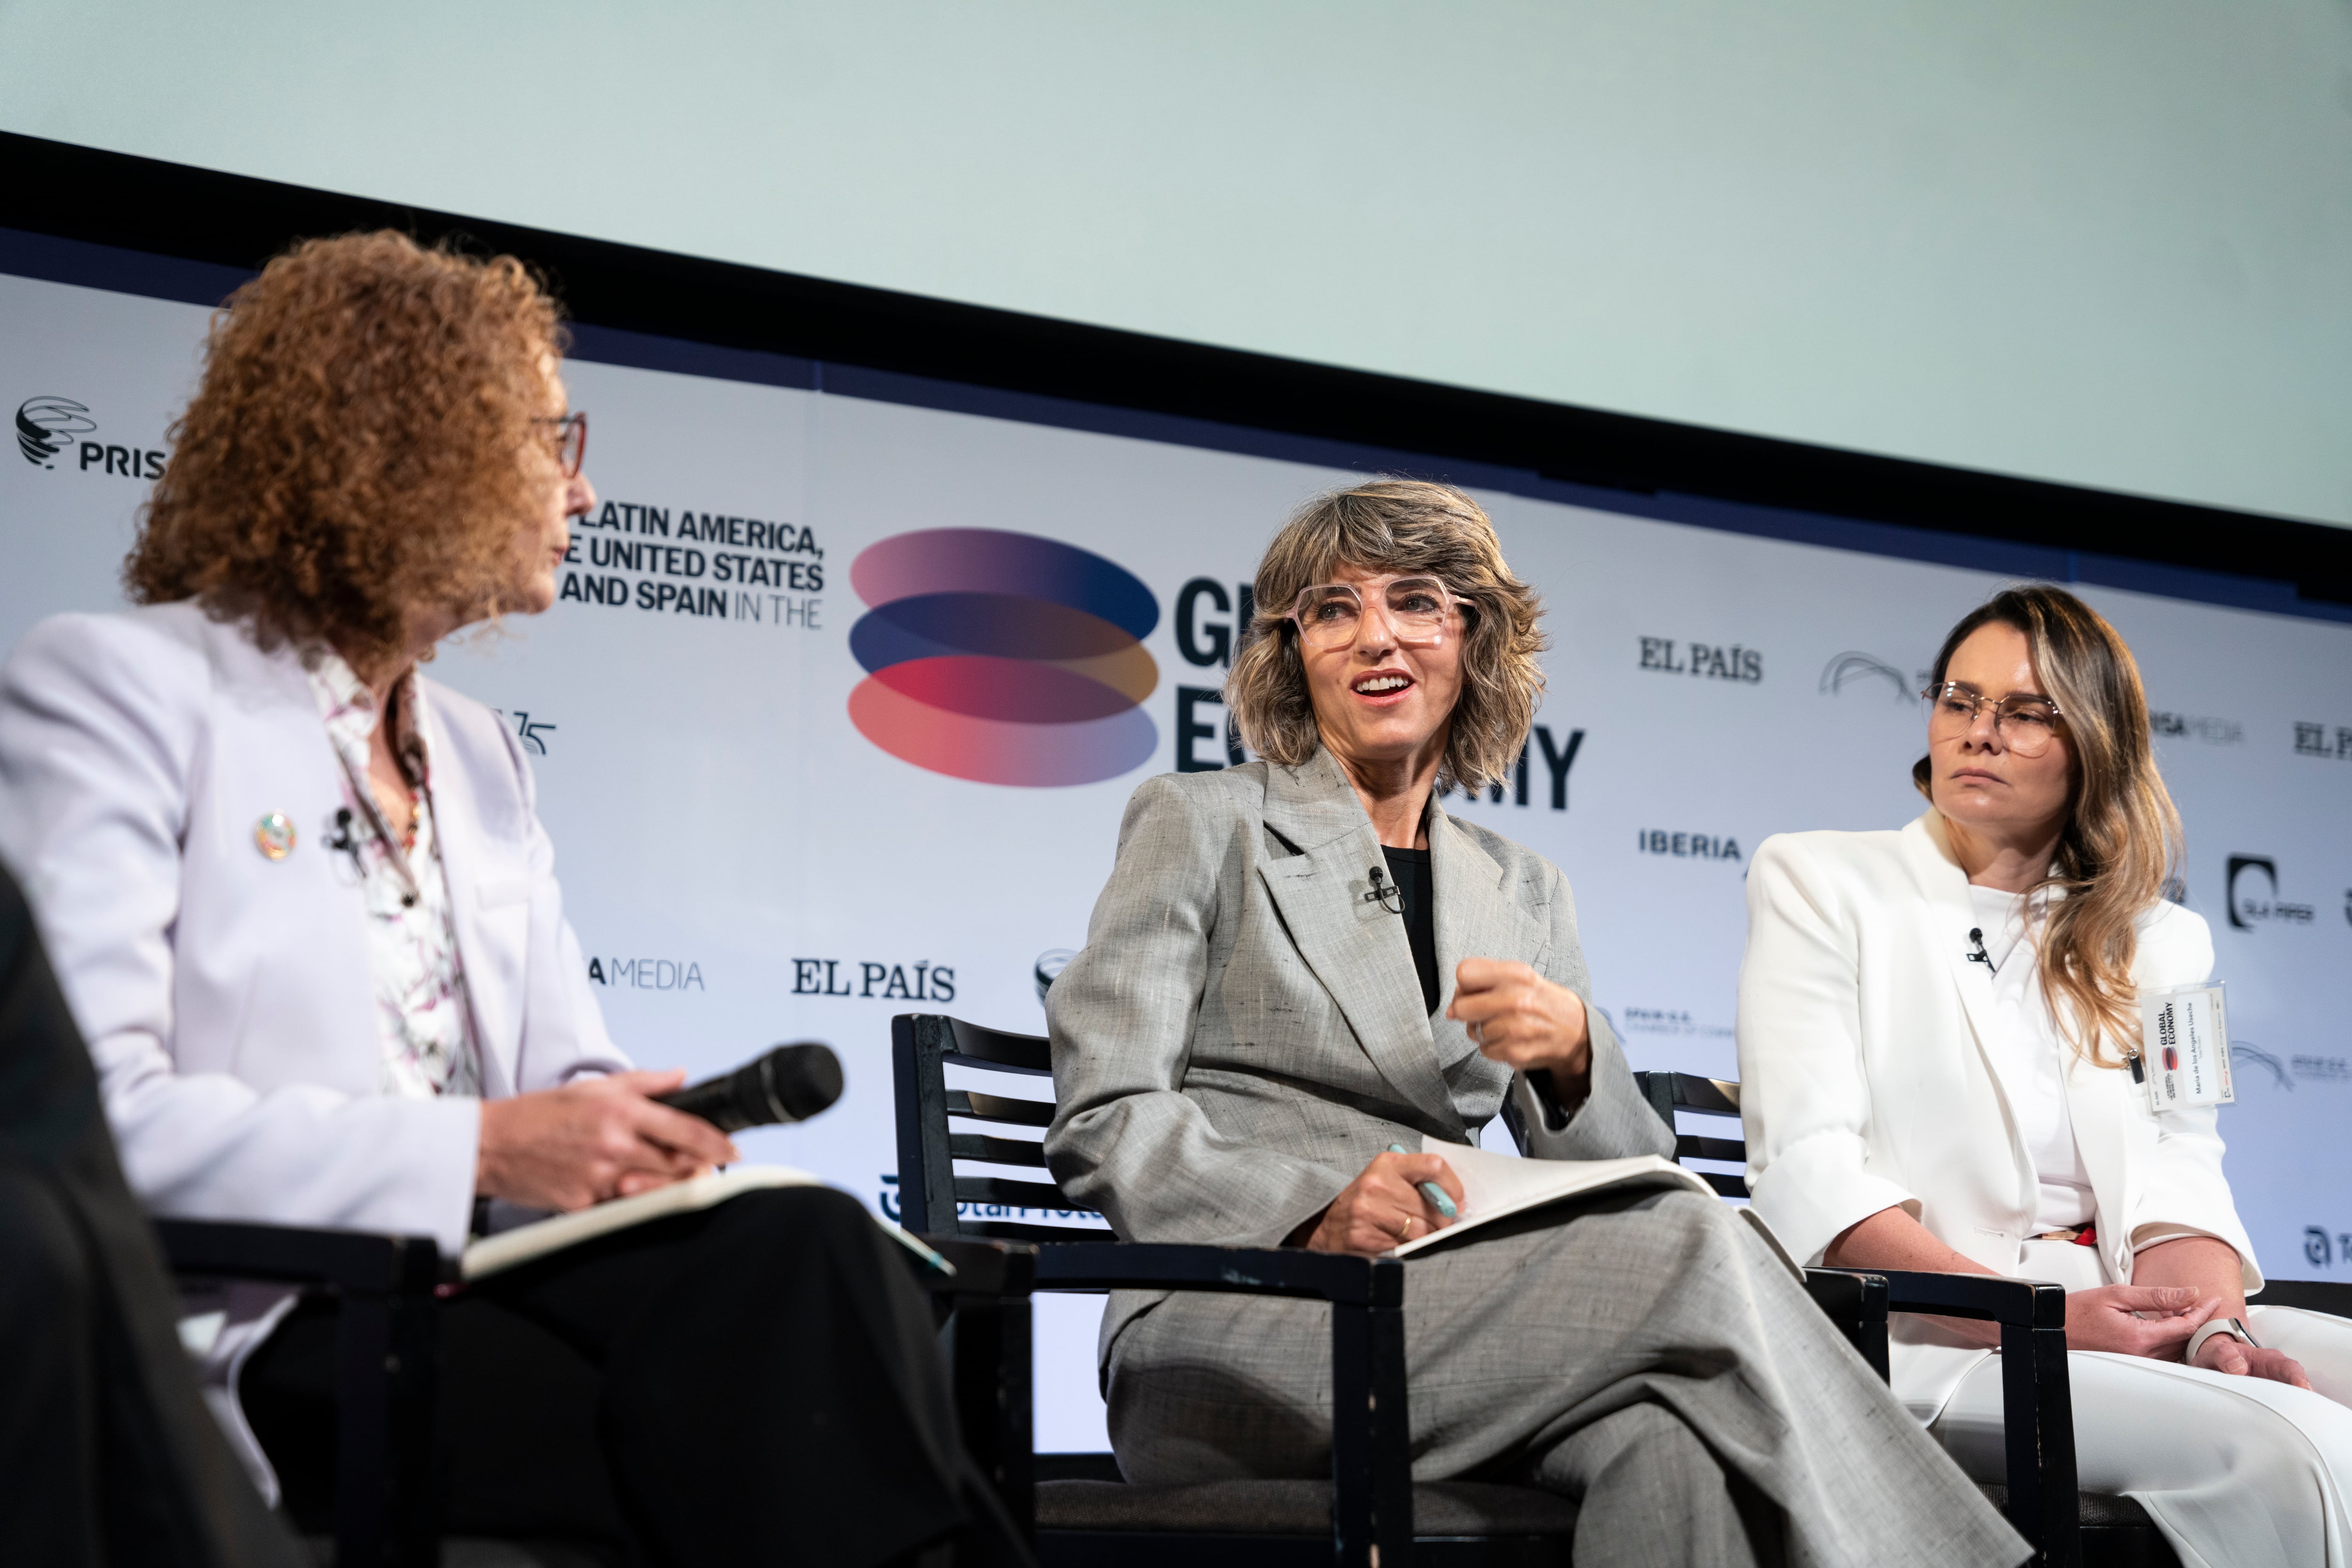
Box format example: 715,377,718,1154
1915,586,2184,1067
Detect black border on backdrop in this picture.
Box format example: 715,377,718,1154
3,129,2348,621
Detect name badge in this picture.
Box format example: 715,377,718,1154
2140,983,2233,1113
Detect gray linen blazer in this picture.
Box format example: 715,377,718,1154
1044,748,1673,1350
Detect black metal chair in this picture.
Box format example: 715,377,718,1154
2247,1279,2352,1316
893,1012,1899,1567
159,1220,447,1568
1637,1069,2173,1568
159,1215,1034,1568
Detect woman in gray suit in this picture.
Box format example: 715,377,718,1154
1044,480,2023,1568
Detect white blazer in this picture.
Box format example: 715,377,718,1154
0,602,629,1259
1737,812,2261,1410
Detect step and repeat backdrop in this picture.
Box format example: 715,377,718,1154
6,263,2351,1446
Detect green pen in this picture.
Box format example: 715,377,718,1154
1388,1143,1459,1219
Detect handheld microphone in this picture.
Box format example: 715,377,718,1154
654,1042,844,1133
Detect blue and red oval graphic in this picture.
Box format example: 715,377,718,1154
848,529,1160,786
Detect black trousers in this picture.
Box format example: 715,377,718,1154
244,1186,1023,1568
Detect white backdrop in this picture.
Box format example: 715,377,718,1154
11,4,2352,529
6,264,2351,1450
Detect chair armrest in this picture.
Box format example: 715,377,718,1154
1802,1268,1891,1381
1870,1268,2064,1329
154,1218,448,1294
156,1218,445,1567
2253,1279,2352,1318
1870,1270,2077,1567
913,1234,1039,1297
1025,1240,1409,1560
915,1238,1042,1537
1033,1241,1400,1306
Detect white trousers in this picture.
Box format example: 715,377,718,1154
1930,1301,2352,1568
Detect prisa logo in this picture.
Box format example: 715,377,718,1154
847,529,1159,786
14,396,165,476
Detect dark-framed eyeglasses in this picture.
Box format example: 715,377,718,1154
1922,681,2064,757
535,412,587,478
1287,575,1456,650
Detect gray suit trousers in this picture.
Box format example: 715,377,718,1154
1106,1189,2025,1568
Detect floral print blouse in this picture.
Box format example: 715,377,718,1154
307,652,481,1099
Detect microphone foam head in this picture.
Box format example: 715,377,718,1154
766,1041,844,1122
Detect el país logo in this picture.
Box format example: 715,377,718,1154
848,528,1159,787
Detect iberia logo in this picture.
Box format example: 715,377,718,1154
848,529,1159,787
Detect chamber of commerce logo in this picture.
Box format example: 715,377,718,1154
1620,1006,1734,1039
848,529,1159,787
15,396,96,466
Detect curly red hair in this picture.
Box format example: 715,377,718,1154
126,231,566,669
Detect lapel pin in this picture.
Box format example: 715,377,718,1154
254,812,296,861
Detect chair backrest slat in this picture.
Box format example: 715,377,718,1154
943,1017,1055,1074
895,1013,1112,1241
950,1132,1051,1169
964,1218,1104,1245
947,1090,1054,1128
1636,1070,1751,1201
955,1176,1078,1210
1675,1075,1741,1115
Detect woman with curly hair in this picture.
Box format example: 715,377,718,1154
1042,480,2022,1567
0,231,1022,1568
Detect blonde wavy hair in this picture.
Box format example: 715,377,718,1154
1225,481,1545,792
126,231,566,672
1913,585,2185,1067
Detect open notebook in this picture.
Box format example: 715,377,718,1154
1392,1137,1799,1276
460,1165,952,1281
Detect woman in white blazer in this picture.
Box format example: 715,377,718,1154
0,233,1018,1568
1740,584,2352,1568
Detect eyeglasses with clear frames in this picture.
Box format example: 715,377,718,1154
1288,575,1457,649
535,412,587,478
1922,681,2065,757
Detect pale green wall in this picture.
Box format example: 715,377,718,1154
6,2,2349,527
